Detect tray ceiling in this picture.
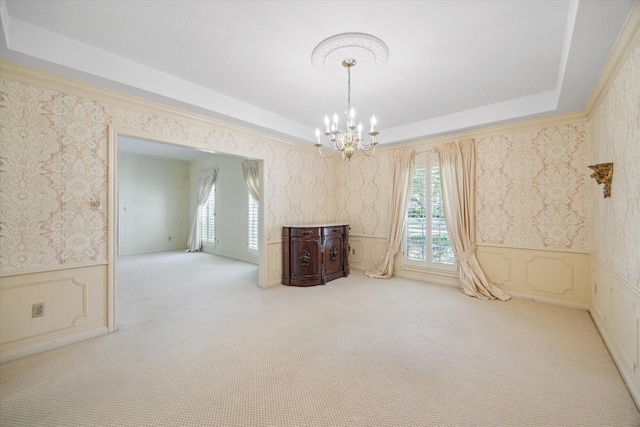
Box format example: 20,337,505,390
0,0,635,146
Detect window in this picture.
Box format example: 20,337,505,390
200,186,215,244
248,194,258,251
404,162,456,271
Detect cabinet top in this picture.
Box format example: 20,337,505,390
283,223,348,228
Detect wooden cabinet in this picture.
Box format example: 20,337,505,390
282,224,349,286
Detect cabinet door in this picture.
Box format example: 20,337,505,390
323,227,344,276
290,237,321,282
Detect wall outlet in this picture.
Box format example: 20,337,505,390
32,302,45,318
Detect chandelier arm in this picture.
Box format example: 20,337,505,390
316,144,336,158
360,145,376,157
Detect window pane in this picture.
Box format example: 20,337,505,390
407,168,427,261
430,166,454,265
404,163,456,271
248,194,258,250
201,187,215,243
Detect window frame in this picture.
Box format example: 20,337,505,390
248,193,258,252
200,185,216,245
402,160,457,274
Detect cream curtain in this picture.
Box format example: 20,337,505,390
242,160,260,203
366,149,416,279
186,168,219,252
436,139,510,301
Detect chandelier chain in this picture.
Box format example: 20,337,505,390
347,65,351,112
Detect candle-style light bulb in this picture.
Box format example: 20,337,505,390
349,108,355,127
315,128,321,144
357,123,363,139
370,115,377,132
333,113,339,126
324,116,330,133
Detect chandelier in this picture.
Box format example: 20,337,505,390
311,33,388,161
315,59,378,160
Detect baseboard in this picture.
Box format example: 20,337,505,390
118,248,187,256
394,270,460,288
0,327,109,364
506,290,590,311
590,311,640,410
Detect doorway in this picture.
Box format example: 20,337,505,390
107,129,266,332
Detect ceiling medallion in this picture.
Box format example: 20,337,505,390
311,33,388,160
311,33,389,75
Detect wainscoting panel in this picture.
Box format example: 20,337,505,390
477,245,590,307
524,256,574,295
349,239,366,264
591,256,640,406
348,235,388,272
611,288,638,376
0,277,87,344
0,264,108,361
345,239,590,304
266,242,282,288
475,249,512,285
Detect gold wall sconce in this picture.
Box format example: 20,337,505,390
588,163,613,198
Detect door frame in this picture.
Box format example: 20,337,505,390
107,125,267,332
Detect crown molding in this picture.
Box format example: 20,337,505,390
0,60,317,156
4,14,633,161
376,110,588,153
584,0,640,116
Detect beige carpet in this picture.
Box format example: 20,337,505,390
1,250,639,426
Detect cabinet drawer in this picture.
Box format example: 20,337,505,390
324,226,345,236
286,227,321,238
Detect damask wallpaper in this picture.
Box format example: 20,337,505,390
0,81,108,271
475,123,590,250
342,123,590,252
589,38,640,288
338,153,390,237
0,76,342,273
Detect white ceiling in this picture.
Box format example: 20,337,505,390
0,0,635,148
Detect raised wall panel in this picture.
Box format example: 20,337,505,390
591,279,610,327
591,266,612,327
0,264,108,359
348,240,590,306
349,239,366,263
0,277,87,344
370,241,388,267
266,243,282,287
476,245,590,307
476,250,512,285
524,256,573,295
610,285,639,375
591,256,640,408
347,235,388,272
273,245,282,275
